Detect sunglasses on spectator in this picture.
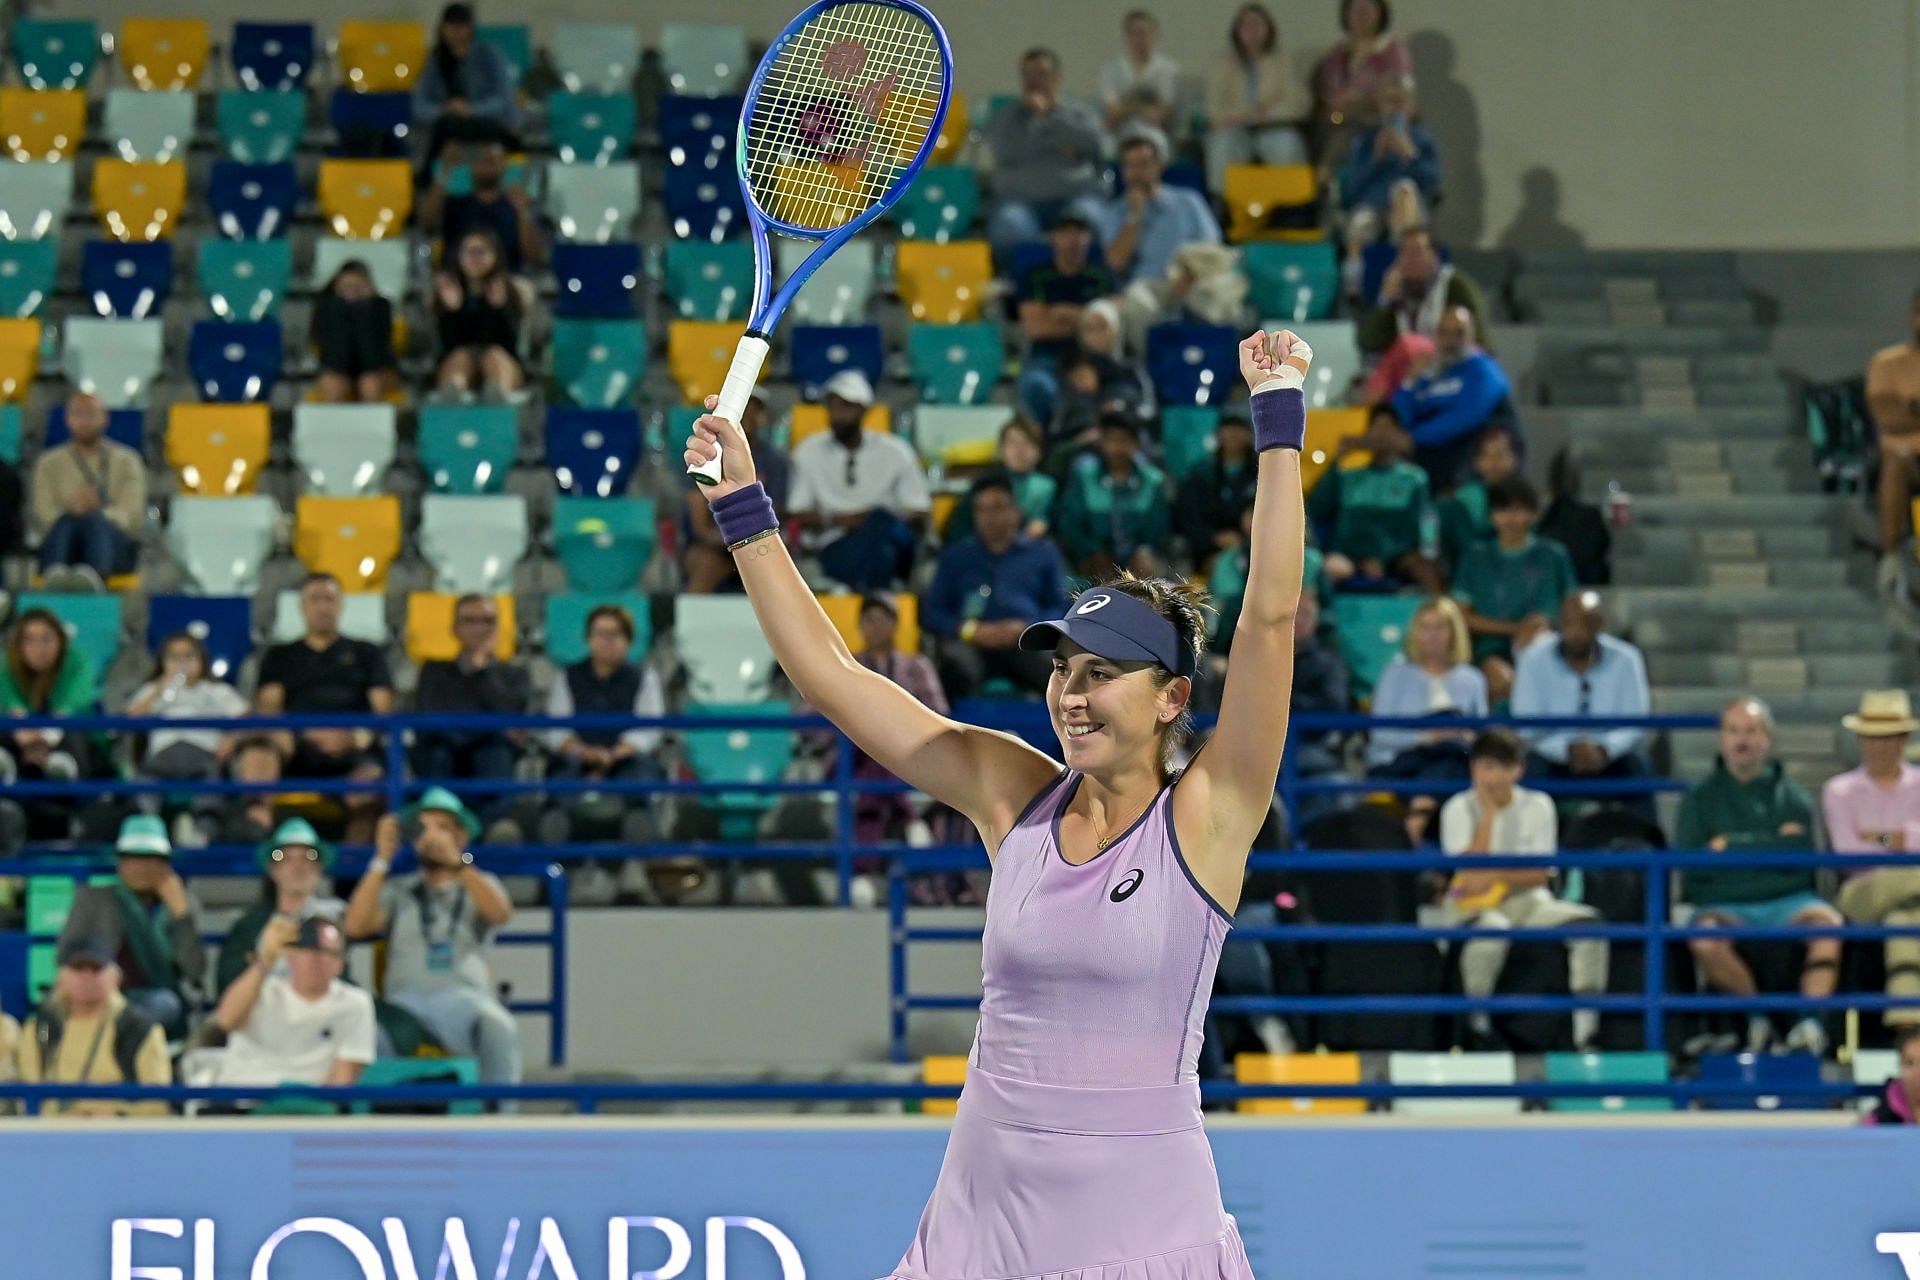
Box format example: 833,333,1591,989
457,613,498,627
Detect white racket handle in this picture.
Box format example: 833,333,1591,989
689,334,770,486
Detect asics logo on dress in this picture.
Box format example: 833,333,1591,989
1110,869,1145,902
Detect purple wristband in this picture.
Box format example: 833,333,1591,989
712,482,779,546
1251,386,1307,451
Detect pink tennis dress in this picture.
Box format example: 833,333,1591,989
884,770,1257,1280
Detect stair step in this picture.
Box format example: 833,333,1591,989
1534,326,1769,356
1696,380,1791,410
1634,354,1694,387
1609,303,1668,327
1619,585,1877,622
1746,657,1810,691
1553,406,1793,436
1664,440,1724,469
1602,277,1660,305
1736,621,1799,655
1705,561,1770,588
1520,250,1739,276
1630,493,1849,526
1641,385,1698,411
1532,299,1611,325
1775,724,1842,758
1652,687,1874,718
1668,299,1758,327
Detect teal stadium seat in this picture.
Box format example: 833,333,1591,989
417,404,517,494
291,403,395,496
779,238,874,326
543,591,651,665
550,318,646,407
217,90,307,166
662,240,753,321
0,240,57,316
1161,405,1222,479
550,23,641,95
0,161,73,240
660,24,748,96
905,323,1002,405
1544,1052,1674,1113
166,495,278,593
894,166,979,242
1331,593,1421,700
12,19,98,89
62,317,163,407
16,593,121,681
552,496,655,592
418,495,529,594
104,88,194,162
1285,320,1362,409
1242,241,1339,323
475,25,530,90
0,405,20,462
350,1056,483,1115
681,701,795,839
675,596,777,703
545,160,641,243
198,239,291,322
547,92,636,166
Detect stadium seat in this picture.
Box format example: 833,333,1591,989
550,318,646,408
0,317,38,402
906,323,1003,405
1330,593,1421,700
662,240,753,321
295,495,402,590
476,25,531,89
546,407,641,496
667,320,743,404
15,593,121,678
543,591,652,665
0,161,72,240
336,21,427,92
674,599,776,702
1242,240,1340,323
551,23,641,95
1543,1051,1673,1113
681,701,793,836
198,239,292,322
780,238,875,326
660,24,748,96
145,595,252,681
217,91,307,166
348,1056,483,1115
1287,321,1364,409
81,240,172,319
310,237,409,301
1695,1052,1828,1111
1223,164,1320,244
927,89,967,165
317,160,412,239
551,496,656,592
551,242,639,317
662,160,745,241
92,160,186,242
167,496,278,594
920,1055,966,1116
188,320,281,403
11,19,98,90
62,317,162,407
432,152,532,199
42,401,140,453
0,87,85,161
328,89,412,153
418,496,528,595
1161,405,1223,479
658,95,738,188
789,324,885,400
119,18,207,90
912,404,1012,469
1301,406,1370,494
548,92,636,166
230,22,314,90
1852,1049,1899,1114
1234,1052,1367,1116
787,403,891,451
0,405,17,461
1145,323,1240,407
1386,1051,1520,1117
103,89,194,163
819,593,921,655
271,588,388,645
292,403,396,495
894,166,979,242
895,241,992,324
406,592,516,663
207,162,299,241
0,241,55,317
166,403,270,496
546,160,641,243
417,404,517,495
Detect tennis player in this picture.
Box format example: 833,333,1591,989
684,329,1309,1280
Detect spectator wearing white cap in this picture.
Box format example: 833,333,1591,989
206,916,375,1088
1825,690,1920,1026
788,370,932,592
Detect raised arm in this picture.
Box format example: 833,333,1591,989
684,400,1061,855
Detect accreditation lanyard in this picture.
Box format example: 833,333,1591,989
413,880,468,974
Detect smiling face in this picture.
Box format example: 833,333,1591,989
1048,638,1186,773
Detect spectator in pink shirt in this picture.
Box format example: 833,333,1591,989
1823,689,1920,1027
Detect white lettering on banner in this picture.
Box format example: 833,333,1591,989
250,1218,389,1279
707,1218,807,1280
1879,1233,1920,1277
112,1218,184,1280
610,1216,694,1279
528,1218,581,1280
382,1216,492,1280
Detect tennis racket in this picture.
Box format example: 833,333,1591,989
686,0,954,485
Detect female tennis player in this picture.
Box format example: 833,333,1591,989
684,328,1309,1280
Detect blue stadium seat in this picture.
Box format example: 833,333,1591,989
328,89,411,152
188,320,281,402
548,92,636,166
905,323,1002,405
216,90,306,165
543,591,651,665
230,22,314,90
146,595,253,681
551,496,655,592
0,241,58,317
11,19,98,90
788,325,885,401
417,404,518,494
208,162,299,240
658,94,739,155
1694,1052,1828,1111
43,402,142,453
198,239,291,322
551,242,639,317
1145,323,1241,406
81,240,172,319
546,407,640,497
662,162,745,242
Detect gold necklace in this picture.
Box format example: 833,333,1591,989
1093,795,1155,849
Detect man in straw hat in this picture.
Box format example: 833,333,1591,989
59,814,203,1037
1824,689,1920,1027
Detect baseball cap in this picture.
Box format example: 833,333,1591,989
821,369,875,407
58,936,114,969
1018,587,1195,677
293,917,347,954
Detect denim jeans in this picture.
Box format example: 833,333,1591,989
817,510,917,593
38,511,136,576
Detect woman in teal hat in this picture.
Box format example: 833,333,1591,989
213,818,344,995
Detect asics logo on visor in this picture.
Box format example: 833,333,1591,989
1075,594,1112,615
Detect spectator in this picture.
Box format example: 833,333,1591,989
944,419,1058,545
1054,414,1171,578
1307,403,1441,591
1099,9,1181,135
1358,227,1492,402
215,817,344,995
1338,81,1438,252
1451,477,1577,699
59,815,202,1035
982,48,1108,261
208,916,375,1088
1282,592,1350,819
1678,695,1841,1056
1204,3,1309,191
1438,729,1607,1049
1863,1028,1920,1125
413,592,530,836
1099,126,1222,289
345,795,520,1093
1351,177,1427,318
848,594,949,843
432,230,527,400
1869,288,1920,559
1536,449,1613,587
1116,240,1249,341
924,474,1068,698
30,391,145,589
219,732,290,847
1174,413,1258,574
1391,305,1514,489
1436,424,1520,572
1823,691,1920,1027
16,936,171,1116
414,3,523,170
310,260,398,404
788,370,931,592
124,631,249,843
1367,596,1487,782
1510,590,1654,819
684,389,791,593
256,572,394,845
0,607,97,840
1313,0,1414,164
1014,211,1115,427
1047,300,1151,450
542,602,665,845
419,139,542,274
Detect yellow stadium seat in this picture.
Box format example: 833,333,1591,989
1235,1052,1367,1116
1300,407,1371,494
0,88,86,161
166,404,270,496
295,495,402,590
930,491,960,538
0,317,41,402
1223,164,1321,244
666,320,743,405
787,402,892,451
92,159,186,242
318,160,413,239
119,18,209,90
929,91,968,166
818,592,921,655
922,1054,966,1117
337,21,427,92
406,592,516,663
896,241,992,324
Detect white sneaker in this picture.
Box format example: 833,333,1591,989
1745,1015,1775,1055
1782,1016,1828,1058
1252,1015,1295,1057
171,812,208,849
42,751,79,781
69,565,106,593
39,565,77,593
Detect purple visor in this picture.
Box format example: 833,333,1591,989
1018,588,1195,678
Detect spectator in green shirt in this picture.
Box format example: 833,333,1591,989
1450,476,1577,701
1437,424,1519,571
0,607,99,841
1054,414,1171,578
944,418,1058,545
1307,404,1441,592
1677,695,1842,1056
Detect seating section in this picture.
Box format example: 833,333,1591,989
417,404,518,494
311,237,409,301
1,86,85,161
43,400,141,451
63,317,163,406
166,403,270,495
16,592,121,677
789,402,891,450
894,167,979,242
0,241,57,316
217,90,306,164
547,160,641,243
905,323,1003,405
167,496,278,593
550,318,647,408
0,317,39,402
675,595,775,701
93,160,187,241
291,403,396,495
549,92,636,166
1386,1051,1521,1117
779,238,876,326
294,495,402,590
1145,323,1241,406
550,23,641,95
272,588,387,644
552,242,639,317
1223,163,1319,244
819,593,921,656
209,161,300,240
895,241,992,324
667,321,743,405
336,21,426,92
199,239,292,321
662,240,753,322
789,325,885,400
11,18,98,90
546,407,640,496
81,240,172,319
119,18,208,91
660,24,747,96
317,159,412,239
1234,1052,1367,1117
104,88,195,162
551,496,655,592
1243,241,1340,323
418,495,529,594
681,700,793,837
913,404,1012,468
188,319,282,403
0,160,72,239
229,22,314,90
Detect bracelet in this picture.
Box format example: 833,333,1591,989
712,482,778,546
1251,383,1306,451
726,527,780,553
368,858,391,876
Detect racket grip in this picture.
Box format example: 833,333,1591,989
690,334,771,486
